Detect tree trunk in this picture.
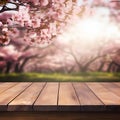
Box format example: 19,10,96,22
107,61,113,72
5,61,12,74
116,67,120,72
98,62,105,72
80,67,88,72
113,62,120,72
19,58,29,72
0,68,3,73
14,62,20,73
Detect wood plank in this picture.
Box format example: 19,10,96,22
0,82,5,84
58,82,80,111
0,82,119,112
114,82,120,87
8,82,45,111
34,82,58,111
73,83,104,111
87,83,120,105
101,83,120,111
101,83,120,97
0,112,120,120
0,82,32,111
0,83,18,94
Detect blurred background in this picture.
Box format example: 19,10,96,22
0,0,120,81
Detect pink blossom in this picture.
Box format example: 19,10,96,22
32,18,41,28
40,0,49,6
0,21,2,26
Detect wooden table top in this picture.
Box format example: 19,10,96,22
0,82,120,111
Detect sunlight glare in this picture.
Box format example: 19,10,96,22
58,17,106,43
57,14,120,46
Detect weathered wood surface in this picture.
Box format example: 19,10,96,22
58,83,79,111
34,83,58,111
0,82,120,111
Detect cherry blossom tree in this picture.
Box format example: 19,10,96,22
0,45,21,73
0,0,120,73
52,0,120,72
0,0,80,47
0,43,47,73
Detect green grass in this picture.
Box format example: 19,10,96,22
0,72,120,82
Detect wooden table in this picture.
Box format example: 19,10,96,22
0,82,120,120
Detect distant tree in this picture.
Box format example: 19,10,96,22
0,43,47,73
0,0,120,73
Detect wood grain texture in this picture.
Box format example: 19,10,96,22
0,82,32,111
8,82,45,111
87,83,120,105
114,82,120,87
58,82,80,111
34,83,58,111
0,82,120,111
73,83,103,105
101,83,120,97
73,83,104,111
0,83,18,94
